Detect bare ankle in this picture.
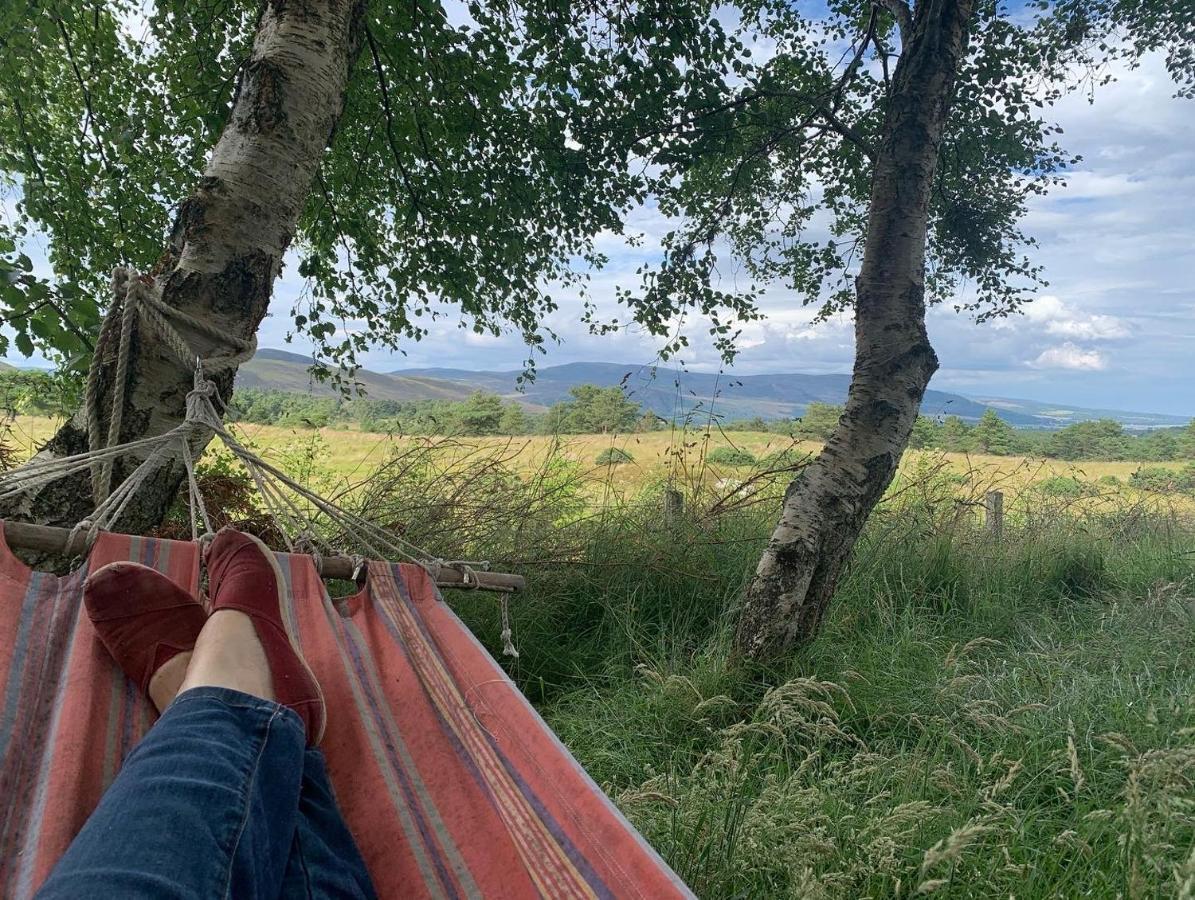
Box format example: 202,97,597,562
148,651,192,712
177,609,275,702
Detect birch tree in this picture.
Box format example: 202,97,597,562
0,0,731,534
605,0,1192,660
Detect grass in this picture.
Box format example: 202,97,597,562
448,498,1195,898
6,414,1195,896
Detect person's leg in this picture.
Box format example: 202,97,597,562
36,686,306,900
38,530,328,899
279,750,379,900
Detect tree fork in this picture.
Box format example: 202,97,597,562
734,0,976,661
0,1,368,549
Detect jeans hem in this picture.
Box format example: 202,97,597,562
170,686,306,736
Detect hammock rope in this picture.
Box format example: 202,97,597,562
0,269,519,651
87,269,257,504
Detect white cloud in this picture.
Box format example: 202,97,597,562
1017,294,1131,340
1029,342,1108,371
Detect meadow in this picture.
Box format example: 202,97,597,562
6,414,1195,897
7,414,1190,498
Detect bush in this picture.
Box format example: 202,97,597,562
759,447,811,470
705,446,756,467
1036,475,1093,497
1128,465,1195,493
595,447,634,466
1098,474,1121,486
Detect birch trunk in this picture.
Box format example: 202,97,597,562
0,1,366,543
735,0,976,661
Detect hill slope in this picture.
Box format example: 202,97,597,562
228,350,1192,428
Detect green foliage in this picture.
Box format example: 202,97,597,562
970,409,1019,454
0,368,81,416
705,446,756,467
1035,475,1093,497
0,0,738,374
595,447,634,466
1182,420,1195,459
1046,419,1132,461
790,402,842,441
4,2,1189,377
759,447,812,471
545,385,642,435
227,386,533,436
1129,464,1195,494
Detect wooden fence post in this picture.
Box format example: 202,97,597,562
664,488,684,524
984,490,1004,539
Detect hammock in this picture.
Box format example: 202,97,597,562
0,525,692,898
0,269,693,897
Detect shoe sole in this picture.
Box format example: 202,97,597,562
238,532,328,746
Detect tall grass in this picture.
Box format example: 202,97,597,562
436,470,1195,898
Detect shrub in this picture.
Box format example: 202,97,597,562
1128,465,1195,493
1098,474,1121,486
759,447,811,470
1036,475,1092,497
595,447,634,466
705,446,756,467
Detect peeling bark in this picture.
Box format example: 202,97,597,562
1,1,366,548
735,0,976,661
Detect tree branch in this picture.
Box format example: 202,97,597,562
874,0,912,45
364,22,426,221
814,105,876,160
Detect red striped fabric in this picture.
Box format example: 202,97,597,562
0,525,692,899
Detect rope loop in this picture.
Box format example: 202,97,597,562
65,518,97,559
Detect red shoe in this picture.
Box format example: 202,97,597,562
204,528,326,745
84,562,207,697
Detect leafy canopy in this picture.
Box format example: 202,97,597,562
1,1,1191,377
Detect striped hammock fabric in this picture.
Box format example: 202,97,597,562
0,525,692,899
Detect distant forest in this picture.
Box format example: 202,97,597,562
3,369,1194,463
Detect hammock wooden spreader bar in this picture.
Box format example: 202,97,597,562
0,520,525,593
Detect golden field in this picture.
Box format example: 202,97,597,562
6,414,1191,510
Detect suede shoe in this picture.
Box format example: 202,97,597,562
204,527,326,745
84,562,207,697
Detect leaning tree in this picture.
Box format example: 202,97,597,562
612,0,1193,660
0,0,734,533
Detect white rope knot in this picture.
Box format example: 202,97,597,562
66,518,97,558
500,594,519,659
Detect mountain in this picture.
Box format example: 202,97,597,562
237,349,482,403
127,348,1188,429
390,360,1190,429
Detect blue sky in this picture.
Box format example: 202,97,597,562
3,51,1193,416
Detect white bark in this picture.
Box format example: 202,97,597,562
735,0,976,661
1,0,366,542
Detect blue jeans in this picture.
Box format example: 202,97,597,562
36,687,377,899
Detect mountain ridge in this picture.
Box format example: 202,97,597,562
233,350,1188,429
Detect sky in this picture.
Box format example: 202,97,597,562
249,50,1195,416
3,45,1193,416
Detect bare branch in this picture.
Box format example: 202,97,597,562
364,23,426,221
